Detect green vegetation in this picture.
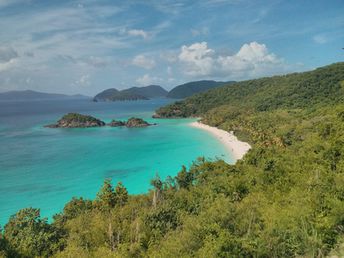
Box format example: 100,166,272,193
156,63,344,117
93,88,148,101
166,80,232,99
126,117,152,127
59,113,101,123
108,117,153,127
45,113,106,128
121,85,168,98
93,85,167,102
1,63,344,257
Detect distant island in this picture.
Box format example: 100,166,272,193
93,85,168,102
45,113,154,128
0,82,237,103
93,81,236,102
0,90,89,101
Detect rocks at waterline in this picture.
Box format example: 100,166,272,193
107,119,126,127
108,117,155,127
126,117,154,127
45,113,155,128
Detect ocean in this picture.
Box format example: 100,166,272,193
0,98,233,226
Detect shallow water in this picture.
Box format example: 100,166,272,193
0,98,233,225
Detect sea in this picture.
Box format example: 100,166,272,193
0,98,234,226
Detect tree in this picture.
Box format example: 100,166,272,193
175,165,193,189
151,173,163,208
94,179,129,251
3,208,62,257
95,179,116,210
0,226,8,257
114,182,128,207
53,197,93,228
95,179,116,251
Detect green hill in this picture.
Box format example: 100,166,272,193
156,63,344,118
167,80,232,99
93,85,167,102
122,85,168,98
2,63,344,257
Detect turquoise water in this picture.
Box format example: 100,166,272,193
0,98,233,226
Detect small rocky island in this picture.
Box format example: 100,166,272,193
45,113,155,128
45,113,106,128
108,119,126,127
126,117,153,127
108,117,154,128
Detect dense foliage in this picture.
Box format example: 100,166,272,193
166,80,232,99
93,88,148,101
120,85,168,98
156,62,344,117
1,63,344,257
93,85,167,102
59,113,102,123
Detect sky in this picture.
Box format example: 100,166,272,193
0,0,343,95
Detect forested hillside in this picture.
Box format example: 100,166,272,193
156,62,344,117
93,85,167,102
1,63,344,257
166,80,230,99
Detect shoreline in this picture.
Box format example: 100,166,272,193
189,121,251,161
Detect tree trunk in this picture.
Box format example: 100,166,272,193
152,190,157,208
108,220,115,251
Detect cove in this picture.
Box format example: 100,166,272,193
0,98,233,226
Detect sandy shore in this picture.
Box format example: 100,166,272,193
189,121,251,161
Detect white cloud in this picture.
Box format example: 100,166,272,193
0,58,17,72
132,54,156,69
0,46,18,62
74,74,90,87
136,74,162,85
178,42,215,76
178,41,286,79
313,34,328,44
127,29,149,39
0,47,19,71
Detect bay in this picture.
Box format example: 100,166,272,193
0,98,233,226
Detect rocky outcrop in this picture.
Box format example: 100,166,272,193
107,118,154,127
45,114,155,129
126,117,153,128
152,113,161,118
45,113,105,128
108,120,126,127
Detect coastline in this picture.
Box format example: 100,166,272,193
189,121,251,161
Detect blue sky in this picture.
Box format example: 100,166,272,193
0,0,343,95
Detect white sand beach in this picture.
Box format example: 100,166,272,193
190,121,251,161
